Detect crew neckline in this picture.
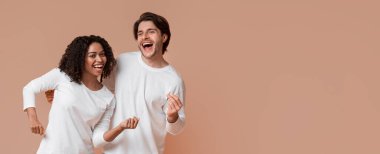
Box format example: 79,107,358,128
137,52,171,72
81,82,105,93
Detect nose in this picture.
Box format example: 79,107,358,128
142,32,150,40
95,54,103,62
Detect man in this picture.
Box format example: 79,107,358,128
102,12,185,154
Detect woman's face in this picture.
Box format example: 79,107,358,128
83,42,107,78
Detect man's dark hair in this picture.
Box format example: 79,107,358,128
58,35,116,84
133,12,171,54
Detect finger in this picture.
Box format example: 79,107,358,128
133,118,139,128
169,101,176,112
172,101,181,111
170,94,182,106
167,98,173,104
129,118,134,128
32,126,38,134
31,127,36,134
35,126,40,134
42,126,45,135
170,94,179,101
39,126,44,135
126,119,131,128
134,118,139,128
131,118,136,129
168,94,180,104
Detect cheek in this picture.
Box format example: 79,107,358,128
85,58,93,67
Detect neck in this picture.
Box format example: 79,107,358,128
81,73,102,91
141,52,169,68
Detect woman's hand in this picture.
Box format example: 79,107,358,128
30,119,45,135
103,117,139,142
119,117,139,129
26,107,45,135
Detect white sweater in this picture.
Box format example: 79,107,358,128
23,68,114,154
103,51,186,154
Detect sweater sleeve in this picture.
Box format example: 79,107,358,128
165,81,186,135
92,98,116,148
22,68,62,111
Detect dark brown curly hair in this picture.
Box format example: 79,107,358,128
58,35,116,84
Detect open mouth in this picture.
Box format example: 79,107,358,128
142,42,153,49
93,64,104,70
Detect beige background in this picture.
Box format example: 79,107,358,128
1,0,380,153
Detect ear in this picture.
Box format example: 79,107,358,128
162,34,168,43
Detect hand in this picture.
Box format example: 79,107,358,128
166,94,183,123
30,119,45,135
45,90,55,104
26,107,45,135
119,117,139,129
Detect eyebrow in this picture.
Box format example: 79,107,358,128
87,50,104,54
138,28,158,33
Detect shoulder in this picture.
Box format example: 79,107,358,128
118,51,140,60
99,86,115,105
117,51,140,66
48,68,70,81
102,86,114,96
167,65,185,86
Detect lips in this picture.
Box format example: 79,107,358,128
142,42,153,49
93,64,104,72
93,64,103,68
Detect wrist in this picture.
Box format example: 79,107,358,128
117,124,125,131
167,114,179,123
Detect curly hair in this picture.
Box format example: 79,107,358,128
58,35,116,84
133,12,171,54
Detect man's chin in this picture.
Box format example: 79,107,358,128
141,50,155,58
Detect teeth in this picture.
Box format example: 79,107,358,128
142,42,153,48
93,65,103,68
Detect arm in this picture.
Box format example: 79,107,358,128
23,68,61,135
103,117,139,142
165,83,186,135
92,99,139,148
25,108,44,135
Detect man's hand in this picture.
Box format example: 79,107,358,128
45,90,54,104
166,94,183,123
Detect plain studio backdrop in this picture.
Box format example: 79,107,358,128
1,0,379,153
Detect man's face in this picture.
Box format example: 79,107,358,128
137,21,167,59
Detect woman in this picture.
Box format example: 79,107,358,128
23,35,138,154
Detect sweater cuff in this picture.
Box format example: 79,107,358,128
93,130,111,148
166,117,184,135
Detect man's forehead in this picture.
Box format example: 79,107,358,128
138,21,158,30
